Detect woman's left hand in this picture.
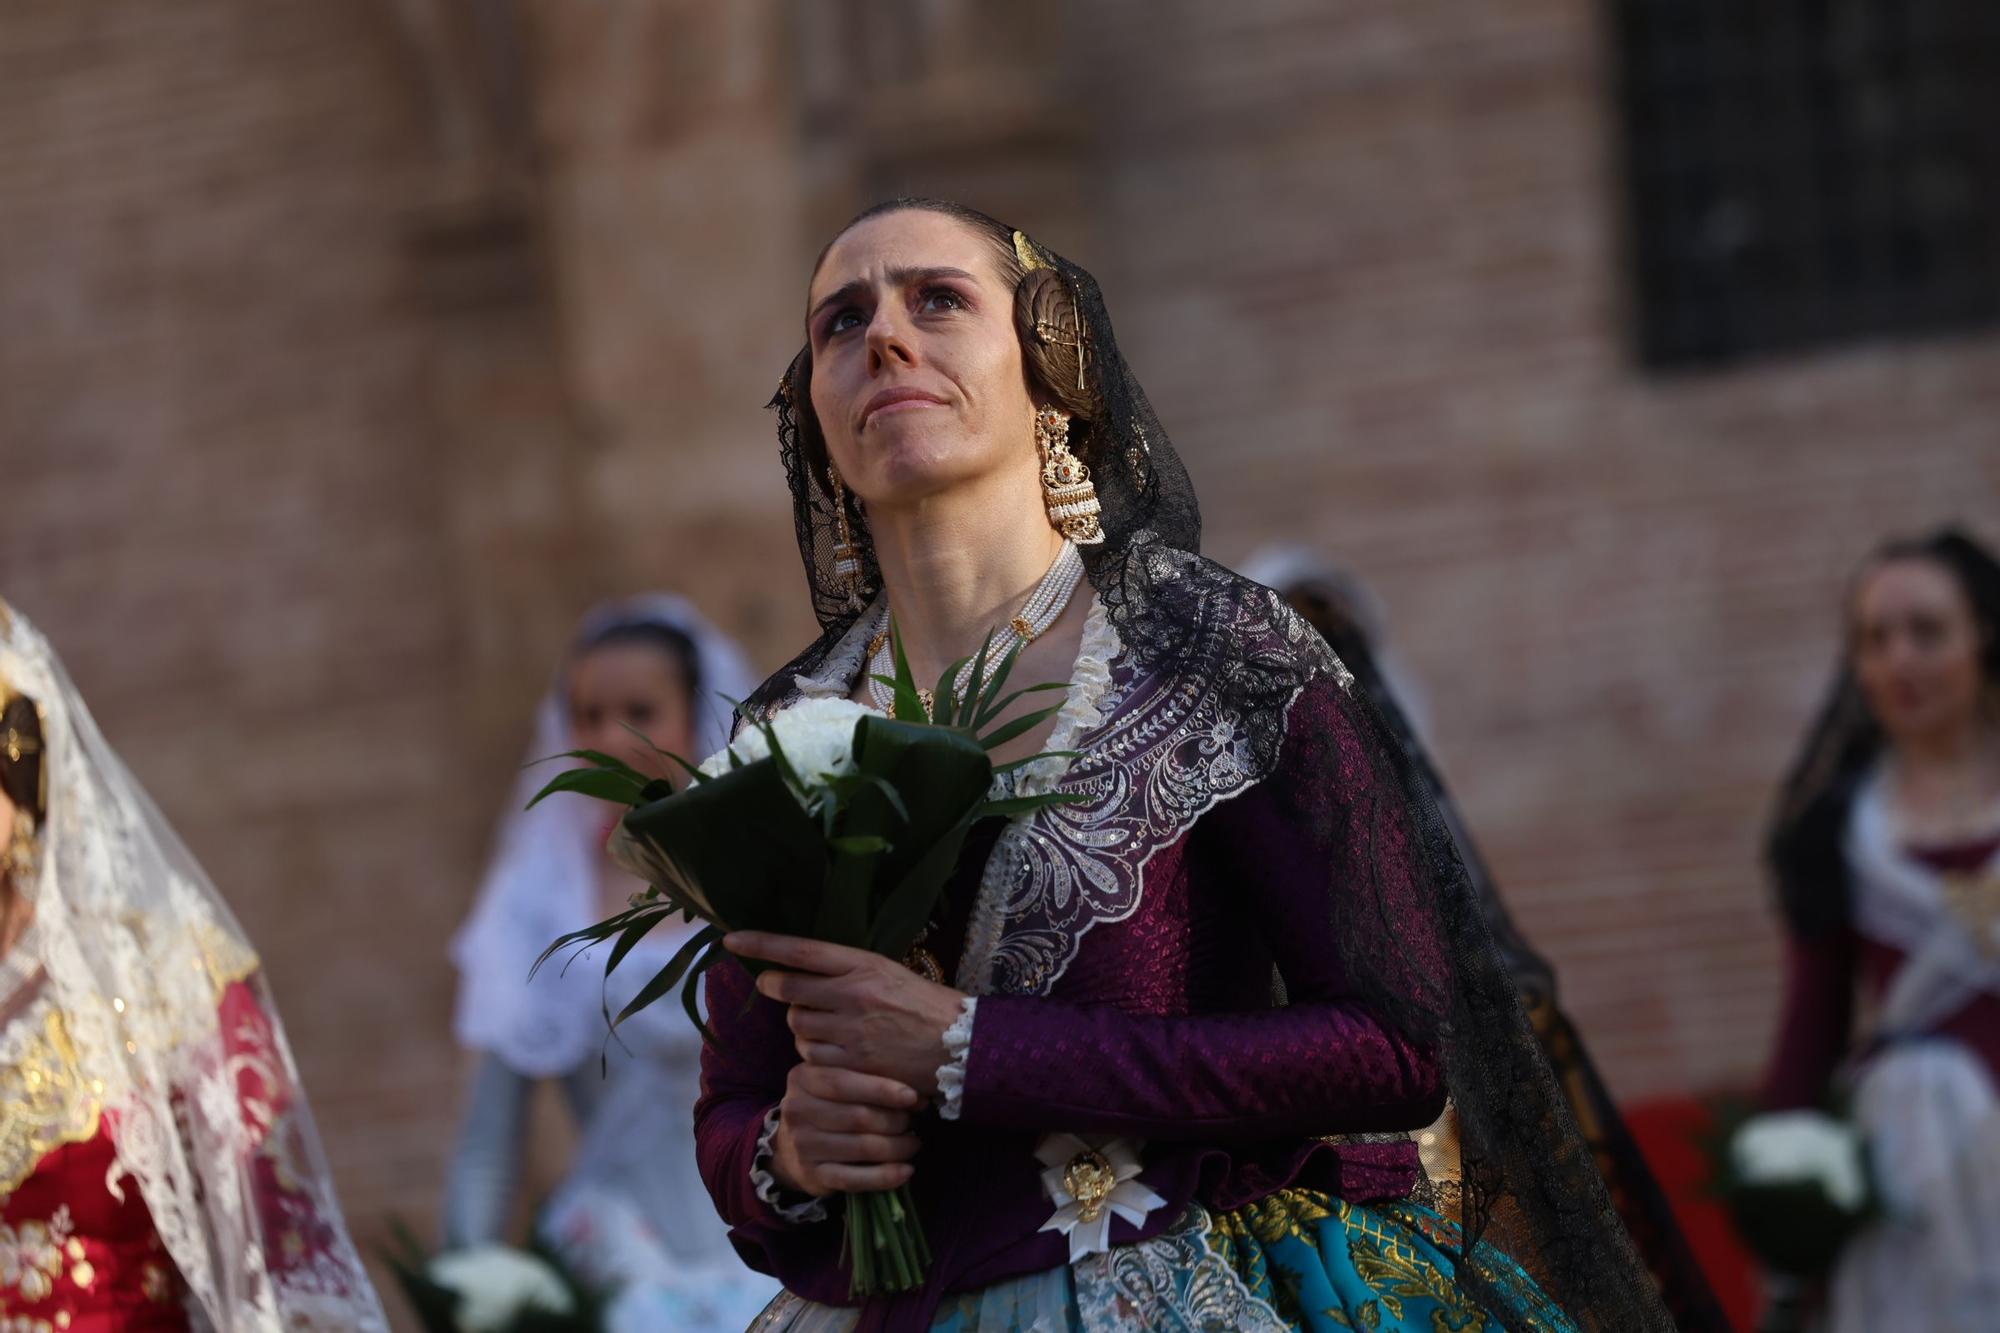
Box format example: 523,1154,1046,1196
726,932,968,1099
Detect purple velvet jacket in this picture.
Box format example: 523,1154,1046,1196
694,650,1448,1331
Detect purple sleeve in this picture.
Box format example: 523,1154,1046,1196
958,679,1447,1139
1761,930,1856,1109
693,957,842,1271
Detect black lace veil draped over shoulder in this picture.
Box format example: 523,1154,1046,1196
750,202,1673,1332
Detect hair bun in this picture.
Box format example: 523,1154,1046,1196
1014,267,1096,421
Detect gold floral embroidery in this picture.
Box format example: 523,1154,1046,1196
192,920,261,1002
0,1205,73,1307
0,1000,103,1197
141,1259,173,1302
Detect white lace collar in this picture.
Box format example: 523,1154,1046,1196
785,592,1121,731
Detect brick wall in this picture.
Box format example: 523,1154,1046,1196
2,2,1996,1321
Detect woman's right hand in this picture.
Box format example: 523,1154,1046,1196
768,1062,921,1197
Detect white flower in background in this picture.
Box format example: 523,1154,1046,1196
1036,1133,1167,1262
1731,1110,1869,1212
697,696,880,792
427,1245,574,1332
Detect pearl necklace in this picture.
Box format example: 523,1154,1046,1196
866,541,1085,720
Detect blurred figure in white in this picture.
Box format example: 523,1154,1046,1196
1241,546,1432,741
443,595,780,1331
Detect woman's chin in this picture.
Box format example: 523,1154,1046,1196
856,452,981,507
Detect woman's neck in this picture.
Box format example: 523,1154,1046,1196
0,880,29,964
1890,713,2000,839
865,466,1066,683
1896,712,1998,774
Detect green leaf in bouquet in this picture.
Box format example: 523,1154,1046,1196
545,747,654,783
975,791,1090,820
948,632,993,727
680,943,726,1045
844,715,995,958
974,680,1070,733
881,621,932,723
526,764,650,810
613,924,723,1031
871,774,912,822
604,907,675,979
621,758,828,961
934,646,976,727
616,721,711,786
973,633,1021,717
974,702,1068,752
530,901,666,980
869,827,978,960
816,775,889,947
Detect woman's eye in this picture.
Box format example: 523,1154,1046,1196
827,308,863,336
920,288,965,314
626,705,656,725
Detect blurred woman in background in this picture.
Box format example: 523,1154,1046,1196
1764,528,2000,1330
0,600,387,1330
443,595,780,1331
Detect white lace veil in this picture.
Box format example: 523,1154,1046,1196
449,594,758,1078
0,601,388,1331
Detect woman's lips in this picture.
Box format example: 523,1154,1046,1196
861,388,948,427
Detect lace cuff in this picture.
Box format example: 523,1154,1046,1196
936,996,978,1122
750,1106,828,1224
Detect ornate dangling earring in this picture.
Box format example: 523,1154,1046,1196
1035,407,1104,546
827,465,867,610
2,809,38,887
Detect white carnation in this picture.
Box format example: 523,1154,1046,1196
1730,1111,1869,1211
697,696,880,792
427,1245,574,1331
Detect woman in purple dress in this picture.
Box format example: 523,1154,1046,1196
1763,529,2000,1330
693,199,1671,1332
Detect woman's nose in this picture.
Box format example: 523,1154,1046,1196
865,308,916,371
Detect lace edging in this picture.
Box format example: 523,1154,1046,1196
1015,597,1119,798
935,996,978,1121
751,1106,828,1225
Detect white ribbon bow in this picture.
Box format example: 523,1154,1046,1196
1034,1133,1168,1262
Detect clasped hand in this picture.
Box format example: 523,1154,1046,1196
724,931,967,1200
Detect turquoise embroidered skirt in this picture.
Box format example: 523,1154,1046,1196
1204,1190,1577,1332
760,1189,1579,1332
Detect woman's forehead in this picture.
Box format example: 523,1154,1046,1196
571,641,683,693
1857,558,1968,619
809,210,998,301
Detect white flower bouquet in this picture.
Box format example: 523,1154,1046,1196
1712,1106,1877,1278
385,1225,599,1333
529,628,1081,1296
